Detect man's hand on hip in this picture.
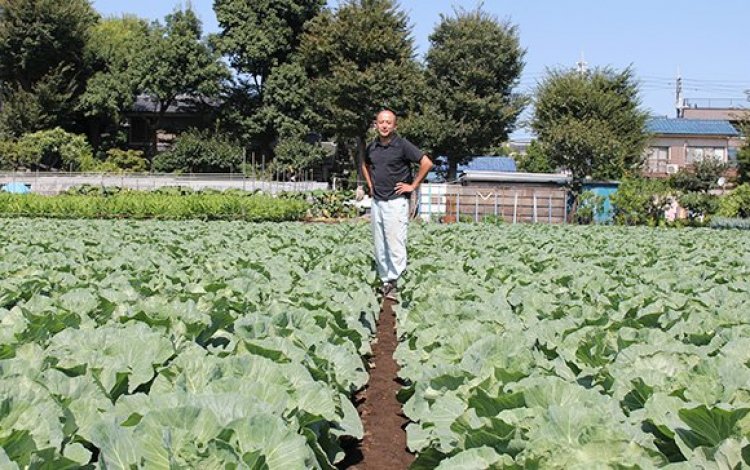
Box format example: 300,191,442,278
394,182,416,195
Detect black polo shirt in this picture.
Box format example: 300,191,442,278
365,135,424,201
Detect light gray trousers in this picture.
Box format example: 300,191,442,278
370,197,409,283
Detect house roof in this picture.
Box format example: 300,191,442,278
647,118,740,136
458,156,517,173
131,94,221,114
460,171,570,184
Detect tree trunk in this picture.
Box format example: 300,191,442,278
447,158,458,182
87,118,102,154
355,135,366,185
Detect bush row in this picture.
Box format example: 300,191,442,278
0,192,308,221
604,179,750,227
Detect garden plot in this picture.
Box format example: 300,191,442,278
0,219,377,469
397,224,750,469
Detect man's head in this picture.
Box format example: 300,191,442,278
375,109,397,140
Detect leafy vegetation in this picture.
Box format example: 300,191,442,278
718,183,750,218
0,220,378,468
0,192,308,221
153,129,243,173
397,223,750,468
610,177,671,226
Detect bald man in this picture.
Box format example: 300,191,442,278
362,109,433,303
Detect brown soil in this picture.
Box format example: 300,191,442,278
338,298,414,470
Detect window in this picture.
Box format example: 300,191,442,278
645,147,669,172
686,147,725,164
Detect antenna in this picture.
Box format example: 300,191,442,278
576,52,588,76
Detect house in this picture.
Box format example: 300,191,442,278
644,118,741,176
124,94,220,154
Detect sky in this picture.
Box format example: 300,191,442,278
92,0,750,136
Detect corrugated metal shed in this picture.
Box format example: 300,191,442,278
647,118,739,136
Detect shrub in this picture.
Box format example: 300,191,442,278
153,129,243,173
718,184,750,218
669,158,728,193
0,139,22,169
575,190,605,224
103,148,148,172
16,127,94,171
272,137,328,174
610,177,671,226
677,192,719,224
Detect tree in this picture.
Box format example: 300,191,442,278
136,7,229,158
516,140,553,173
737,145,750,185
404,8,526,180
0,0,98,136
532,67,649,187
212,0,325,164
77,15,150,151
299,0,422,174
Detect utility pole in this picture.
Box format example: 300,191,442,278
675,69,685,118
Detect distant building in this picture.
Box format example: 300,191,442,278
644,118,741,176
124,94,220,153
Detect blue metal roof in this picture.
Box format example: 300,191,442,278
647,118,739,136
458,156,517,173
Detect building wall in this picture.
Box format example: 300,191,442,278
645,135,735,175
682,108,749,122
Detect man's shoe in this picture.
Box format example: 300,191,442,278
385,286,399,303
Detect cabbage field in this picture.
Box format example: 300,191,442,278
398,224,750,468
1,219,750,469
0,219,377,469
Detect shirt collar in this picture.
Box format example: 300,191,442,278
375,135,401,148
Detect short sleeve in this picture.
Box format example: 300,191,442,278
364,142,373,165
402,139,424,164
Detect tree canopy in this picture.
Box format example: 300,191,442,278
0,0,98,136
299,0,421,170
212,0,325,164
136,7,229,156
532,67,649,185
404,8,526,180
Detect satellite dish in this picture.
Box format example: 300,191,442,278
717,177,726,187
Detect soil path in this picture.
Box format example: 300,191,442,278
339,298,414,469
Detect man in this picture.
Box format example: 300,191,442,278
362,109,433,303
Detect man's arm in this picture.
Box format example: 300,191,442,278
395,155,433,195
361,160,374,196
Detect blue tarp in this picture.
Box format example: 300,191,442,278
2,182,31,194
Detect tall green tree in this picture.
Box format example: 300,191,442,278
299,0,422,174
404,8,526,180
532,67,649,186
0,0,98,136
136,7,228,157
212,0,325,163
78,15,150,151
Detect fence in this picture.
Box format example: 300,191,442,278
418,183,569,224
0,171,328,195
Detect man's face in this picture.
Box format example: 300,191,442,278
376,111,397,139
